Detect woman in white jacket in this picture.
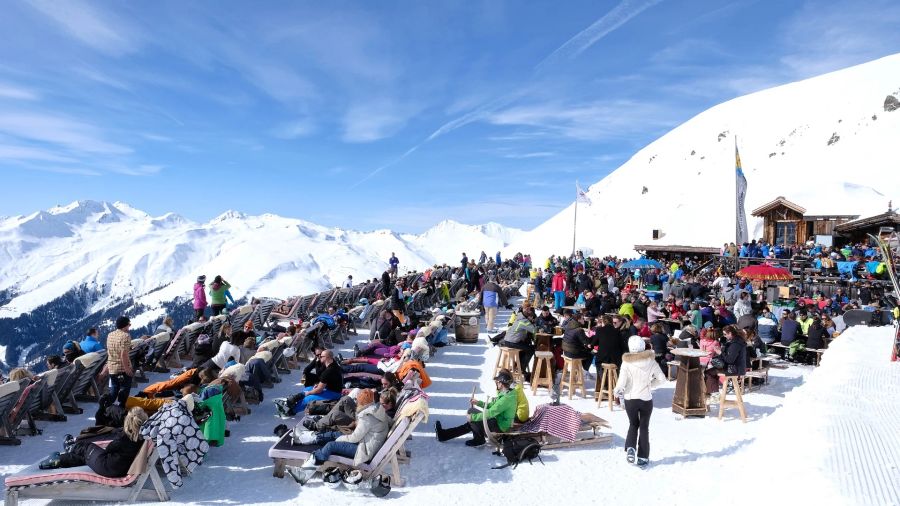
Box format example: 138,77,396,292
614,335,666,468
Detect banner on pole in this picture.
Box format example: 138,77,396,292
735,140,748,244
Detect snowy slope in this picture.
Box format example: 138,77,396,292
507,53,900,259
0,202,521,319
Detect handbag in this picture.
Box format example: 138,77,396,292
709,355,725,369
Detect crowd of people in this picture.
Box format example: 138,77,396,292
2,239,896,488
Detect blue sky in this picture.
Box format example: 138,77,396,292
1,0,898,232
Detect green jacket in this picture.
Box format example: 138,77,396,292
209,281,231,305
470,389,517,432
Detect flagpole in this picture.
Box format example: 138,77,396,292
572,197,578,256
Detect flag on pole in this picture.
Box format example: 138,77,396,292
735,138,749,244
576,181,592,205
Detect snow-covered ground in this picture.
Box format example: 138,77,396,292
3,306,897,505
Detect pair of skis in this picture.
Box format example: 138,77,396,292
868,233,900,361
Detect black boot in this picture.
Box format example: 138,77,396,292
435,421,471,442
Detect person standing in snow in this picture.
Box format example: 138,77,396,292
344,275,353,289
193,275,207,321
614,335,666,468
208,275,231,316
388,252,399,278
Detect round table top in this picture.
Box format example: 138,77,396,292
670,348,710,358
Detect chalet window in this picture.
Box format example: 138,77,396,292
775,222,796,246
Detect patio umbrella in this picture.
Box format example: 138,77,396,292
620,258,663,270
735,264,793,281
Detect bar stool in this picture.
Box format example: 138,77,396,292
560,356,585,399
594,363,618,410
495,347,525,384
717,374,747,422
530,351,555,394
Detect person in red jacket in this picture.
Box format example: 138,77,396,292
551,268,567,312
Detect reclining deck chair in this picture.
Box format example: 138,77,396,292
32,368,67,422
4,439,170,505
0,380,23,446
480,402,612,453
71,351,108,403
269,411,426,487
1,378,44,445
56,361,87,415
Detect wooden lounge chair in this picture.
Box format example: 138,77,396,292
4,440,170,505
0,381,22,446
71,351,108,403
269,411,426,487
33,367,68,422
481,403,612,452
1,378,45,444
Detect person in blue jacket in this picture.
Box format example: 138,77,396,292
79,327,104,353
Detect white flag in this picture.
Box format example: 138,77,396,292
576,181,592,205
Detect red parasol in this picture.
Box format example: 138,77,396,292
735,264,793,281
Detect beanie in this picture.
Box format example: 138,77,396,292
116,316,131,330
628,335,646,354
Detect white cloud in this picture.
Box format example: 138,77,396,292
0,112,131,155
778,0,900,78
503,151,556,159
342,100,415,143
271,118,316,140
27,0,141,56
0,82,39,101
538,0,664,70
488,100,680,141
0,144,77,163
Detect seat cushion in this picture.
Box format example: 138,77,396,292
5,464,137,488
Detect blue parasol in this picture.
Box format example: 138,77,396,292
620,258,663,270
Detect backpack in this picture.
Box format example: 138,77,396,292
492,436,543,469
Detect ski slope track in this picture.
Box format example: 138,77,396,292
507,53,900,259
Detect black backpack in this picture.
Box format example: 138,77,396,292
492,437,543,469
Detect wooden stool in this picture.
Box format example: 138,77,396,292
495,347,525,384
594,363,619,410
530,351,555,394
560,357,585,399
717,374,747,422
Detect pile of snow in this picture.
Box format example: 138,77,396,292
507,53,900,259
0,201,521,319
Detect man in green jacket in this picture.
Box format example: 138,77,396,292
434,370,518,447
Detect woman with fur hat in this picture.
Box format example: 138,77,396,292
614,336,666,468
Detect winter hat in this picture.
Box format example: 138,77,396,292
115,316,131,330
628,336,646,354
62,342,76,352
356,389,375,411
197,275,206,283
703,321,713,329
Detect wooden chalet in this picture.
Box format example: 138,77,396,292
833,209,900,243
751,196,858,246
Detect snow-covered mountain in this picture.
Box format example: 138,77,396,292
507,53,900,259
0,201,521,323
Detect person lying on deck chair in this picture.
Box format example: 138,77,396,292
275,350,342,417
434,369,517,447
40,407,148,478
